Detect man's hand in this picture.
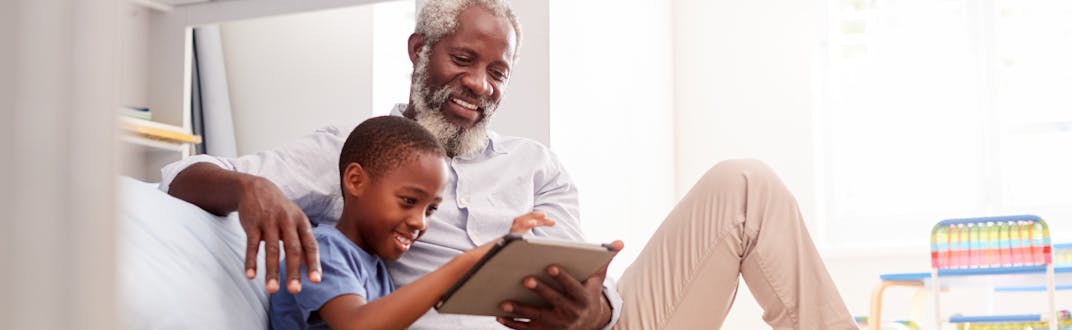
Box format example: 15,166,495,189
497,240,625,330
237,176,322,294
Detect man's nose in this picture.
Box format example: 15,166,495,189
461,69,492,97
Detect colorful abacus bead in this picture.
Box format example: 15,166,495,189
934,225,950,268
1031,222,1049,265
999,222,1012,267
1011,221,1024,266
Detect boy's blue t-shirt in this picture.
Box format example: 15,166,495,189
269,225,395,330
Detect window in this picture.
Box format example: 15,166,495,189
819,0,1072,248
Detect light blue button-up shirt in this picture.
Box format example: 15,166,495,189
159,104,622,330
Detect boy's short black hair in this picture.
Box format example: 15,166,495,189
338,116,446,187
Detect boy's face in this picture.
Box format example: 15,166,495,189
349,152,447,261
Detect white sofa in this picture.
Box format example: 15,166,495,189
118,176,268,329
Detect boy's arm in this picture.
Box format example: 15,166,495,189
318,249,483,330
317,213,555,330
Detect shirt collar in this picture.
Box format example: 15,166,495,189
390,103,506,157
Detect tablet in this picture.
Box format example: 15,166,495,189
435,234,617,317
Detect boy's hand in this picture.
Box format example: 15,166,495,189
509,211,556,234
237,176,322,294
466,211,557,261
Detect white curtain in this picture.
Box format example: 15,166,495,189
1,0,119,329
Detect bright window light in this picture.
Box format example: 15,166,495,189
819,0,1072,248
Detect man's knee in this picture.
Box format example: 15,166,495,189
699,159,779,190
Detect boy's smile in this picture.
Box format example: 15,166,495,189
341,151,448,261
393,230,417,253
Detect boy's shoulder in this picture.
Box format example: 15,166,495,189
311,224,345,245
311,225,375,264
308,225,392,289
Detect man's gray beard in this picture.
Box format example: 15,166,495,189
410,50,496,158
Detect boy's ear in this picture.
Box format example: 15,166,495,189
342,163,368,198
408,33,425,65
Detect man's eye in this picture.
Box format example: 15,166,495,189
490,70,507,81
452,55,471,64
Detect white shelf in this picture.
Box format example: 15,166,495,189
117,115,195,182
120,134,189,153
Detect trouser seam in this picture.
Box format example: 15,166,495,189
654,225,736,330
752,224,801,328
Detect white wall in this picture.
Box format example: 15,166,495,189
120,5,151,109
147,0,385,129
487,0,551,145
673,0,821,228
220,6,376,155
549,0,675,278
672,0,824,326
371,1,417,117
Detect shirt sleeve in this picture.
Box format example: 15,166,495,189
530,150,624,329
290,239,368,325
530,150,584,241
600,277,624,330
157,125,348,221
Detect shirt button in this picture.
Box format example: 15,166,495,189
458,197,467,207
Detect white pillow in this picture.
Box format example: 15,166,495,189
117,177,268,330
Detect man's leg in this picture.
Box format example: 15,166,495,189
614,159,855,329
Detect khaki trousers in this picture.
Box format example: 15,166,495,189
615,160,856,330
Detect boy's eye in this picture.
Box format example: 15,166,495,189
401,197,417,206
425,205,439,217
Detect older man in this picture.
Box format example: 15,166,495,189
163,0,856,329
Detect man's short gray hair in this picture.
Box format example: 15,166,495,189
415,0,522,62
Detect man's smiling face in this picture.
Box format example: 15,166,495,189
407,5,517,157
416,5,516,129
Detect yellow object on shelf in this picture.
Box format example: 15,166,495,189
119,116,202,144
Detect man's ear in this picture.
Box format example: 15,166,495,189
408,33,425,65
342,163,368,198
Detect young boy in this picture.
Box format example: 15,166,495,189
269,116,554,330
